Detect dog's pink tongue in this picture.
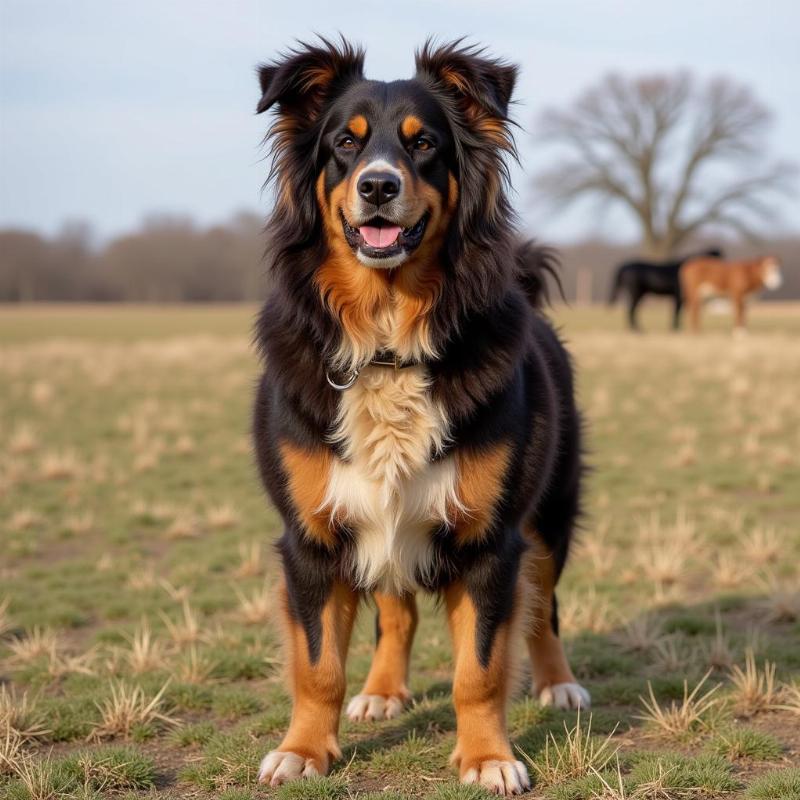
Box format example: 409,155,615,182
360,225,401,248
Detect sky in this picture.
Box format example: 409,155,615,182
1,0,798,243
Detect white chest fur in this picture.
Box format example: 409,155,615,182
321,365,460,593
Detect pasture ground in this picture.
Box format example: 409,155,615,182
1,301,799,799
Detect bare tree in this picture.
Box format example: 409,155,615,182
534,73,795,257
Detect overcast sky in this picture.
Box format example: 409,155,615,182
1,0,798,243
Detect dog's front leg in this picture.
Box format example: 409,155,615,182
258,538,358,788
445,576,530,796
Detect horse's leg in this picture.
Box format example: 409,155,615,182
688,292,701,332
672,292,682,330
733,292,747,334
628,289,644,332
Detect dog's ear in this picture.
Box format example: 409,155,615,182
415,39,517,144
256,37,365,122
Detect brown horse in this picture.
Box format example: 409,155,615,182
680,255,783,333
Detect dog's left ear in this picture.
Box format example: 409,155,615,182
256,37,365,122
415,39,517,144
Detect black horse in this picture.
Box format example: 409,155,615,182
608,248,723,331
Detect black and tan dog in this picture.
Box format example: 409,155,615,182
252,38,589,795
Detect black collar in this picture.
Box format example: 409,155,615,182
326,350,417,391
367,350,414,369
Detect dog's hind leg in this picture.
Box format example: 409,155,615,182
523,527,590,710
346,591,418,721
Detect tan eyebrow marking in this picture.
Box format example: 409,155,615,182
401,115,424,139
347,115,369,138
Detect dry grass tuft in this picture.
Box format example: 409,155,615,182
0,722,24,776
160,600,203,646
234,582,272,625
711,552,751,588
175,645,217,684
165,512,201,540
8,424,38,455
578,524,616,577
47,646,98,679
700,611,733,670
0,597,11,638
776,682,800,715
739,525,781,565
159,579,190,603
39,450,82,480
728,648,779,715
616,613,666,653
559,589,612,634
206,503,240,530
0,686,50,742
7,626,59,664
586,758,632,800
742,629,769,662
125,621,167,674
8,751,64,800
651,635,697,673
638,672,720,736
7,509,42,532
62,511,94,536
518,710,619,786
90,680,178,740
633,514,695,598
173,434,196,455
233,539,264,578
126,567,158,591
757,574,800,623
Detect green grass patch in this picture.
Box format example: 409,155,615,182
169,720,216,747
627,752,739,793
274,775,348,799
745,767,800,799
180,731,264,790
211,685,264,719
3,747,155,799
368,730,447,773
705,726,783,760
424,784,494,800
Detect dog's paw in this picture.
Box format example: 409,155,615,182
462,759,530,796
538,681,591,710
258,750,320,787
346,693,405,721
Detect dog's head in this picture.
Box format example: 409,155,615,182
257,38,517,272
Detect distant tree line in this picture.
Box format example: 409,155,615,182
0,212,267,302
0,212,797,303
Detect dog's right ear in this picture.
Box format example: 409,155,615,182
256,37,365,123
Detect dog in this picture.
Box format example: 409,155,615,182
608,249,723,331
251,38,588,795
680,254,783,333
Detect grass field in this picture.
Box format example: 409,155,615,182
2,301,800,800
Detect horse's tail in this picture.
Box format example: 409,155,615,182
608,266,624,305
515,240,563,309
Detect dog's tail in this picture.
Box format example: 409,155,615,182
515,240,563,309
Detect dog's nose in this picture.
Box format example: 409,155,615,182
357,171,400,206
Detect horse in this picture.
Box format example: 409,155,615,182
679,255,783,333
608,249,723,331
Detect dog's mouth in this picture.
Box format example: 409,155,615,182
341,211,429,261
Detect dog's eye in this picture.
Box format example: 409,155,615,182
413,136,434,151
337,135,357,150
